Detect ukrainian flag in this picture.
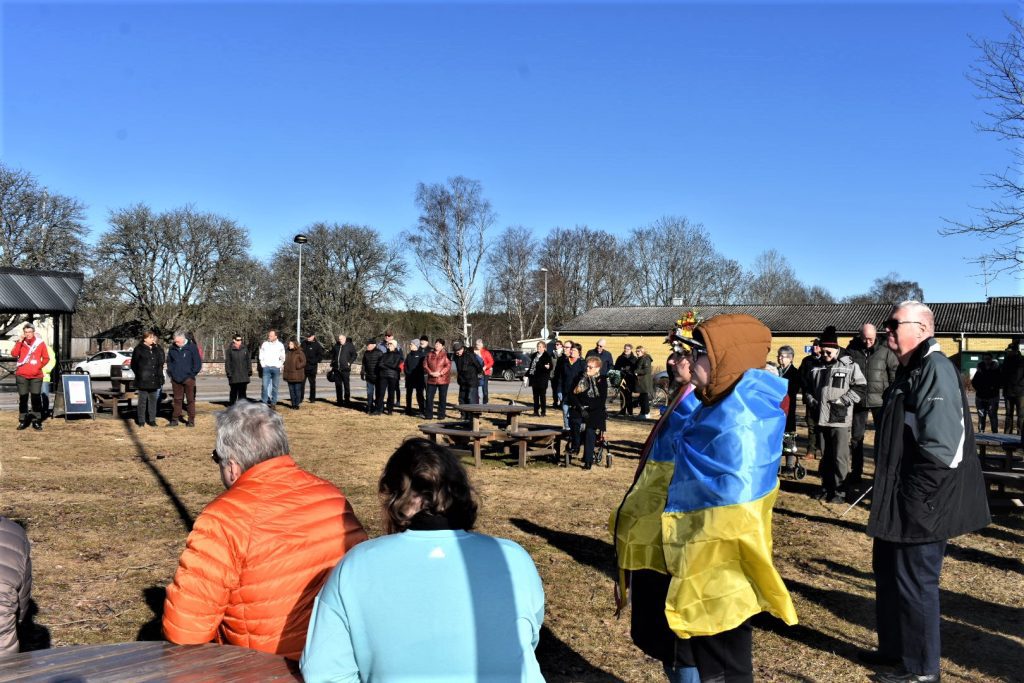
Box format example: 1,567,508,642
612,370,798,638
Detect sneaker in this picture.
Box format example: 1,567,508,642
168,420,179,427
186,421,196,428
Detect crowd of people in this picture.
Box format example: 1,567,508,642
1,302,996,682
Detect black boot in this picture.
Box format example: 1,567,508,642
16,416,30,430
31,419,42,431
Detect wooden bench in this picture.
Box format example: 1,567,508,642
418,423,497,467
506,427,563,467
93,365,138,418
983,470,1024,509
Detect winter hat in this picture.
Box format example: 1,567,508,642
819,326,840,349
420,335,430,342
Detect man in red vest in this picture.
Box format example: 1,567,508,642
11,323,50,431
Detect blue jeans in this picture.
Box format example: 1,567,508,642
480,375,489,403
261,367,281,405
365,380,376,413
562,401,571,430
663,663,700,683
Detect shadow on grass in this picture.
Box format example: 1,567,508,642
121,420,194,533
536,626,621,682
946,541,1024,576
509,518,616,581
136,586,166,641
17,599,51,652
772,506,865,534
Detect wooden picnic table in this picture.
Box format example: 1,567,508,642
456,403,531,433
975,433,1023,472
0,642,302,682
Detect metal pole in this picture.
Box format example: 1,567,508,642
296,241,303,340
541,267,549,339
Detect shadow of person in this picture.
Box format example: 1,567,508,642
121,420,194,533
536,625,620,682
135,586,167,641
16,598,51,652
509,518,616,581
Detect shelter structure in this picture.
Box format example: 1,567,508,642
0,267,85,386
557,297,1024,375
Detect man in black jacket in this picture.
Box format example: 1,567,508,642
863,302,989,683
301,333,325,404
359,339,382,414
1001,340,1024,435
798,339,822,458
130,330,165,426
404,340,426,417
972,353,1002,434
845,324,876,495
330,334,357,406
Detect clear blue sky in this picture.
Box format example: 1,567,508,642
2,0,1019,302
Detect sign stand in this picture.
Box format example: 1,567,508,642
59,373,94,419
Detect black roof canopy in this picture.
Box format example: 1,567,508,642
0,267,85,315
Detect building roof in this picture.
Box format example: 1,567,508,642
0,267,85,315
558,298,1024,337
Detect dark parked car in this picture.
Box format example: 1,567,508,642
490,348,529,381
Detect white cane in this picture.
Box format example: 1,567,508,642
839,486,872,518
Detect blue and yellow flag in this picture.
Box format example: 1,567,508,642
612,370,798,638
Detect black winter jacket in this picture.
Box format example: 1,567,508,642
865,344,899,408
1001,350,1024,398
867,339,990,543
454,351,483,386
301,340,325,374
331,341,357,371
378,349,403,381
972,362,1002,400
130,343,165,392
360,348,383,382
225,346,252,384
404,348,426,384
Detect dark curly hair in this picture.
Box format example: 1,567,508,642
379,438,479,534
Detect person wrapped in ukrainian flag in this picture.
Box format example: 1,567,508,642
611,313,798,683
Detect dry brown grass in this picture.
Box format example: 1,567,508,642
2,396,1021,682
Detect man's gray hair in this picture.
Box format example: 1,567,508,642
778,345,795,357
215,401,290,472
895,300,935,336
173,330,187,340
475,338,484,346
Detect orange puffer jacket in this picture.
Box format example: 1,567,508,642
162,455,367,660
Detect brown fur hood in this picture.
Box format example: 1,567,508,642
695,314,773,404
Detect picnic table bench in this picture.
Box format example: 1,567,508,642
982,470,1024,509
506,426,563,467
0,642,302,682
418,422,498,467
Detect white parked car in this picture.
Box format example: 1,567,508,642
74,350,134,379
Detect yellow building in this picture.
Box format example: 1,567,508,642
557,298,1024,376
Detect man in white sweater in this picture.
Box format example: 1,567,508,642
259,329,286,408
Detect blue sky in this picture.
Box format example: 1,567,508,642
2,0,1020,302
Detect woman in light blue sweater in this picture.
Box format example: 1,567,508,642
300,438,546,682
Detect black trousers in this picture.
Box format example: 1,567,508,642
228,382,248,405
690,620,754,683
405,381,425,415
848,408,868,488
335,370,351,404
638,392,650,416
531,377,548,415
305,373,317,402
374,376,398,414
426,383,448,419
459,382,479,408
16,376,43,421
873,538,946,675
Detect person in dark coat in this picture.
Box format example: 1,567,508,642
559,345,586,447
585,338,614,376
283,339,307,410
167,331,202,427
301,333,325,404
614,344,638,416
569,356,607,470
634,346,654,419
1000,340,1024,435
452,342,483,408
863,303,990,683
776,345,801,475
404,340,426,417
377,339,403,415
224,334,252,406
845,325,876,495
549,339,565,408
798,339,823,457
526,341,553,417
360,339,384,415
971,353,1002,434
130,330,165,427
330,335,357,406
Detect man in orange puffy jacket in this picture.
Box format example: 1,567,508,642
11,323,50,431
162,401,367,659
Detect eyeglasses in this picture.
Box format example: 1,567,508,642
211,449,224,465
883,319,924,333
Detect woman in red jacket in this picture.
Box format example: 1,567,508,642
11,323,49,431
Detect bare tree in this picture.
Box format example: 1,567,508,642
0,163,90,272
941,15,1024,275
844,272,924,305
269,222,407,343
744,249,819,304
406,176,493,340
484,225,541,346
100,204,250,340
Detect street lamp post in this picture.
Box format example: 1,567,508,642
540,267,549,340
294,234,308,340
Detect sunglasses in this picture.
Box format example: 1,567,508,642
883,319,923,332
211,449,224,465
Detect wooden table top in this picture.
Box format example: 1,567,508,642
456,403,530,414
975,433,1023,448
0,642,303,682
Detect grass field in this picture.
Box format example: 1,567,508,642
2,396,1021,682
